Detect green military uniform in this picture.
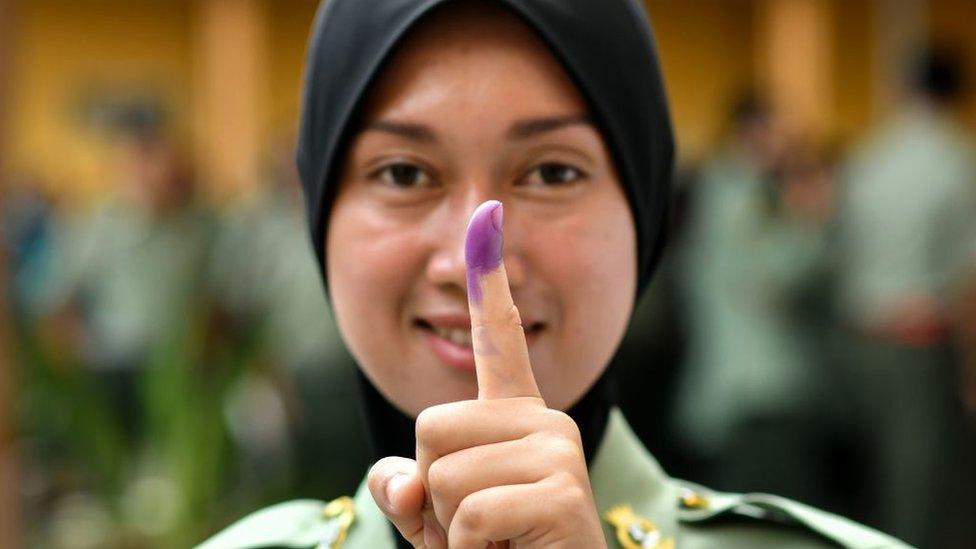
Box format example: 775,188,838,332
197,409,909,548
676,149,828,453
673,147,835,505
47,198,214,368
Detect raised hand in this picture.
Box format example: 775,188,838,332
369,201,606,548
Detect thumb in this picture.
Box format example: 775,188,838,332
368,457,439,547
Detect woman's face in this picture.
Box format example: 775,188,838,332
326,2,636,416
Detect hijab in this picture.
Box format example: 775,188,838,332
295,3,673,542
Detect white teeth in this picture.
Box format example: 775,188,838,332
431,326,472,347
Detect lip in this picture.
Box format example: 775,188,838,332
414,312,545,373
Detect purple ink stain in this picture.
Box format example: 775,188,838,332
465,200,504,305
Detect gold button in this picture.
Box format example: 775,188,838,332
322,496,354,519
318,496,355,548
680,490,709,509
604,504,674,549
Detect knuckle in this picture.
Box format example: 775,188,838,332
415,406,445,445
548,435,581,462
503,303,523,328
472,303,522,329
524,430,577,463
551,469,577,489
455,495,489,533
553,412,584,443
541,408,583,444
417,401,477,448
561,486,591,517
426,459,453,496
564,481,590,504
548,474,589,510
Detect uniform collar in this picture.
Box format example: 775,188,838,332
591,407,681,542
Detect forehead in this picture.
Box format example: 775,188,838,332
356,1,590,125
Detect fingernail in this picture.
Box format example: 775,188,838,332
423,514,445,548
465,200,504,304
386,473,407,510
490,201,504,231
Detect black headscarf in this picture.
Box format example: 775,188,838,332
296,2,672,541
298,0,673,296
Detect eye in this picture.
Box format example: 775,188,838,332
371,162,434,188
522,162,587,187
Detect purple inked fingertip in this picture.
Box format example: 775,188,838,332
464,200,504,305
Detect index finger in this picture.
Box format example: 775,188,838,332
465,200,541,400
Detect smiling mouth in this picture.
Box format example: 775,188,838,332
414,317,545,372
413,318,546,348
422,322,473,347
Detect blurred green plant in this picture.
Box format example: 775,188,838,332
12,296,273,548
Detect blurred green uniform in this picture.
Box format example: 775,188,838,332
210,186,366,495
674,147,830,502
837,107,976,329
834,105,976,546
210,188,345,370
48,197,213,368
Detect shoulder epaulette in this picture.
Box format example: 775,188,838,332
673,481,913,549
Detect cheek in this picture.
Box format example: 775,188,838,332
555,214,635,341
528,201,636,407
326,198,424,363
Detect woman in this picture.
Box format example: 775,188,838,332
200,0,908,547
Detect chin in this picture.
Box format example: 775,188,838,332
427,373,479,404
385,370,478,416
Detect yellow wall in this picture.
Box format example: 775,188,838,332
647,0,878,159
2,0,321,203
3,0,194,202
266,0,319,138
3,0,972,202
831,0,875,143
646,0,757,164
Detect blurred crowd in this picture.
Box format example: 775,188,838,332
620,48,976,549
2,49,975,548
2,109,366,546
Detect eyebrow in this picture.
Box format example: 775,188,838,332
361,114,594,143
361,120,438,143
506,114,594,139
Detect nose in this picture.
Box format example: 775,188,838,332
424,212,468,294
424,197,526,297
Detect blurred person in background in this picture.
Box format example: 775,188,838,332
833,47,976,547
673,94,838,510
208,132,365,499
39,114,214,433
13,113,224,548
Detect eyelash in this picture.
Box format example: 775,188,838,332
368,161,588,189
521,162,588,187
369,162,435,188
